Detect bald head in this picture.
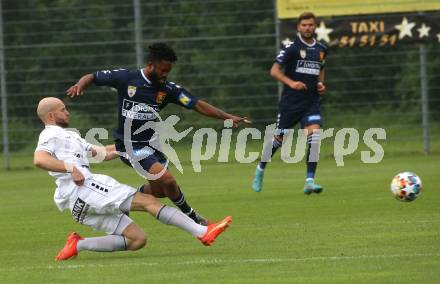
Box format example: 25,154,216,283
37,97,69,127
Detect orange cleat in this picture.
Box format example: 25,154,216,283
198,216,232,246
55,232,83,261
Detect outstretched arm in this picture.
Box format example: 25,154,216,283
90,144,119,161
33,151,85,185
194,100,251,127
66,73,94,98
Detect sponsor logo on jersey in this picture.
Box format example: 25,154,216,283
300,49,306,59
295,60,321,76
122,99,159,121
127,85,137,97
178,93,191,106
156,91,167,104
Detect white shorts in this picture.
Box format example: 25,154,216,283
59,174,137,235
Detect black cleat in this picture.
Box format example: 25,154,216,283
186,209,210,226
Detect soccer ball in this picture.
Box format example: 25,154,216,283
390,172,423,202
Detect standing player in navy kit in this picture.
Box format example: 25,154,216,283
66,43,249,225
252,12,328,194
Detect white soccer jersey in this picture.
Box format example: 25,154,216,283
35,125,136,234
35,125,93,180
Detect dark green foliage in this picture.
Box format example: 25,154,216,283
1,1,437,152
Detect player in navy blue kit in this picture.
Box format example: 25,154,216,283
252,12,328,194
66,43,249,225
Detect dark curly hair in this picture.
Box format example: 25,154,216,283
147,43,178,63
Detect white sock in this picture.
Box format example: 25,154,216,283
77,235,127,252
156,205,207,237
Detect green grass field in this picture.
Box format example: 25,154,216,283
0,147,439,283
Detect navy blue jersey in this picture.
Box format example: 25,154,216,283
93,68,198,142
275,35,328,110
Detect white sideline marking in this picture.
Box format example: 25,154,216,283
1,253,439,272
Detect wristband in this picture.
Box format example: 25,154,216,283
64,162,74,173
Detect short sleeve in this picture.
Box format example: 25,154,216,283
93,69,129,88
274,42,296,66
164,82,198,109
35,131,57,154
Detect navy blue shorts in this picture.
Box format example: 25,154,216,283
276,101,323,136
115,140,167,172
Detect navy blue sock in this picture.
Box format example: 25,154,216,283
171,187,192,214
259,138,282,170
306,133,320,180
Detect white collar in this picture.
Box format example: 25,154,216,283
140,69,152,85
298,33,316,47
45,124,61,129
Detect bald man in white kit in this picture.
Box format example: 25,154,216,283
33,97,232,261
